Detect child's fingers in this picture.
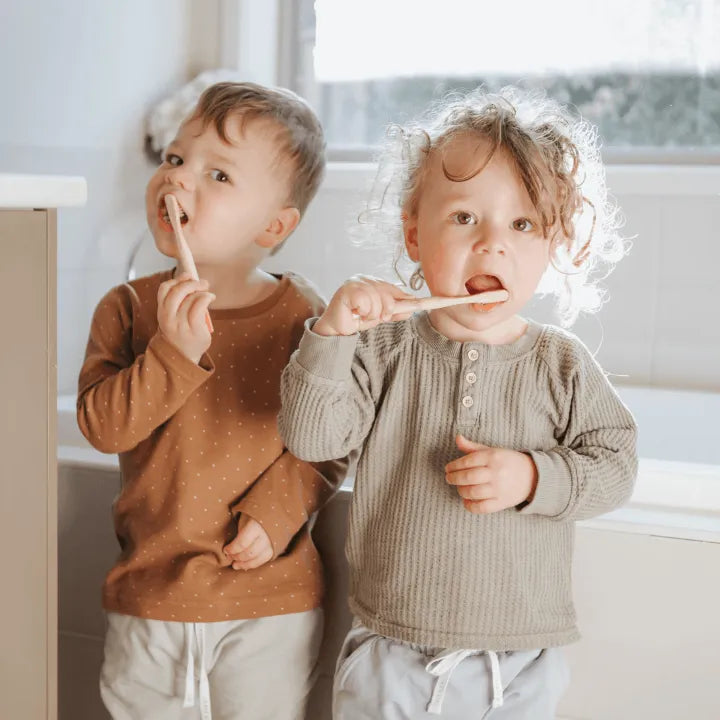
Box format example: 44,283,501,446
223,538,245,558
381,284,415,315
224,516,274,570
157,273,194,306
157,281,171,307
231,545,273,571
346,285,381,322
445,451,489,474
224,518,254,553
341,289,368,319
228,533,265,561
186,292,215,331
455,434,489,454
455,482,496,501
170,289,211,332
224,516,268,555
378,291,401,322
446,467,492,487
372,282,414,322
387,283,417,300
388,311,415,323
373,289,415,323
318,276,417,335
161,278,209,319
463,498,505,515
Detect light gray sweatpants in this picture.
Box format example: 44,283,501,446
100,609,323,720
333,621,569,719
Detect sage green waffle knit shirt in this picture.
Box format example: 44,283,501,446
279,312,638,650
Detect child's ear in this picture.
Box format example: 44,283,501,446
403,213,420,262
257,207,301,250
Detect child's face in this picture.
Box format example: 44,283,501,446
404,134,552,341
146,115,297,267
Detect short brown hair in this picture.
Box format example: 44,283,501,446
192,82,326,216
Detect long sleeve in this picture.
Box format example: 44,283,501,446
279,313,642,649
231,451,352,557
279,320,387,462
85,271,344,623
77,285,213,454
521,346,638,521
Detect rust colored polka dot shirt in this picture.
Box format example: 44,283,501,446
77,270,348,622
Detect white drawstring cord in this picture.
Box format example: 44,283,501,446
426,649,477,714
425,648,504,714
183,623,195,709
197,623,211,720
487,650,503,709
182,623,213,720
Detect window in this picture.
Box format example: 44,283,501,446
284,0,720,162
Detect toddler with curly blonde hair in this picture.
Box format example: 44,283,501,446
280,86,638,719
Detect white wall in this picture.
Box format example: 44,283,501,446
0,0,221,394
265,167,720,392
3,2,717,395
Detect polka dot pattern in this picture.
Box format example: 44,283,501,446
79,271,337,622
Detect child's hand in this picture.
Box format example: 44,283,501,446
157,273,215,364
445,435,538,514
223,515,273,570
313,275,416,336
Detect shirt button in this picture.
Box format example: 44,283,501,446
468,349,479,361
462,396,474,408
466,372,477,384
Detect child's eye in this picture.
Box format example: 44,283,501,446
210,169,230,183
451,211,476,225
512,218,535,232
165,153,182,167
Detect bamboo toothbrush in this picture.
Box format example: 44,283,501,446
393,289,509,313
164,194,214,333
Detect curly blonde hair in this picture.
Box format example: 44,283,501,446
357,86,627,326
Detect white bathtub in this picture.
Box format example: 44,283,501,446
56,386,720,720
616,386,719,465
58,386,720,539
60,385,718,459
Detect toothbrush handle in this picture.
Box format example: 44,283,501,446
176,249,214,334
167,199,214,333
394,290,509,313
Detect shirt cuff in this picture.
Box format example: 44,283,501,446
520,450,573,518
295,318,359,381
147,332,215,381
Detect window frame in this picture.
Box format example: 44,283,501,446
220,0,720,522
267,0,720,166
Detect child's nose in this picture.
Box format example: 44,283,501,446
472,230,507,256
165,166,194,192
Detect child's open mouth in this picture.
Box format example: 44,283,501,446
464,274,507,312
158,196,189,231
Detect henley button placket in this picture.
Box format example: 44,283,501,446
458,347,481,424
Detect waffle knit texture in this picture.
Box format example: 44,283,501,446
279,312,638,650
